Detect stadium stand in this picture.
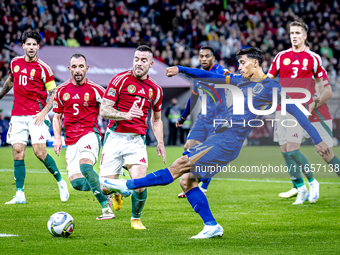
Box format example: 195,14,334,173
0,0,340,144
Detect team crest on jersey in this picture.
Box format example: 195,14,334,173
84,92,90,102
14,65,20,73
149,88,153,98
302,59,308,70
63,93,70,101
30,69,35,77
107,88,116,96
253,83,264,94
283,58,291,65
127,85,136,93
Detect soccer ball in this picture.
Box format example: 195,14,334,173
47,212,75,237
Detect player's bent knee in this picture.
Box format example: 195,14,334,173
80,151,95,165
70,178,91,191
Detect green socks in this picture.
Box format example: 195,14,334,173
328,156,340,177
42,154,62,182
289,149,314,182
14,160,25,191
131,189,147,219
79,164,107,207
282,152,304,188
70,178,91,191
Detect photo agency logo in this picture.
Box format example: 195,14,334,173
199,83,311,128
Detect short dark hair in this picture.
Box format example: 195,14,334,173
290,21,309,34
236,47,264,66
136,45,153,55
199,45,215,56
70,53,87,64
21,29,41,44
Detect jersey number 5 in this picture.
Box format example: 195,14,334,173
291,67,298,78
73,103,79,115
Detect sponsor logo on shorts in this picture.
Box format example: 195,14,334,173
149,88,153,98
14,65,20,73
292,133,298,138
63,93,70,101
139,158,146,163
39,135,45,140
84,92,90,101
30,69,35,77
84,145,92,150
127,85,136,93
107,88,116,96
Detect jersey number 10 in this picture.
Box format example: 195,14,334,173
18,75,27,86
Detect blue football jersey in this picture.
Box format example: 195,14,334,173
192,63,230,120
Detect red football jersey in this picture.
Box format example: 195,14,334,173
10,56,56,116
104,70,163,135
308,73,332,123
268,49,325,111
53,79,105,146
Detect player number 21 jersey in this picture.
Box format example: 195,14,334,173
104,70,163,135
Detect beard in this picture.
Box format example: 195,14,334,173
133,67,149,78
25,50,37,59
73,73,84,83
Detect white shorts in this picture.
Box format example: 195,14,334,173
99,130,147,176
66,132,101,178
273,111,304,145
311,120,333,147
7,115,51,145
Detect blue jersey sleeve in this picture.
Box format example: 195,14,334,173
178,66,237,85
181,93,199,119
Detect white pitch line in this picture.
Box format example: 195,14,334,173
1,169,339,185
0,234,19,237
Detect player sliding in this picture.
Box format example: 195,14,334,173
176,45,230,198
53,54,115,220
99,45,166,230
100,47,330,239
0,29,69,204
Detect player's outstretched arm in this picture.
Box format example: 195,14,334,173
151,110,166,164
309,85,332,114
0,76,14,100
176,94,198,128
172,66,229,84
286,103,330,156
53,113,63,156
100,98,143,120
33,87,56,126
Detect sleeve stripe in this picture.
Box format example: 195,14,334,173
87,80,106,93
118,77,129,94
153,87,161,106
112,72,130,87
37,59,53,76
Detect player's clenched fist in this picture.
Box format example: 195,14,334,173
166,66,179,77
126,103,143,120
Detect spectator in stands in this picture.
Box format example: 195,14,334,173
165,98,181,146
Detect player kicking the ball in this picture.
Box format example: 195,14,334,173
99,45,166,229
100,47,329,238
53,53,115,220
0,29,68,204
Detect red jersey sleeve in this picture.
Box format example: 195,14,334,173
152,86,163,112
53,86,64,114
268,52,280,77
314,56,325,79
104,74,127,105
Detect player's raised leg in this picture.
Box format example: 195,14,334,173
5,143,27,204
32,143,69,202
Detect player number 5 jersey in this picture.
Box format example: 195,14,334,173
53,79,105,146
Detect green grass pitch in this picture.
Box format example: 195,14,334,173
1,145,340,254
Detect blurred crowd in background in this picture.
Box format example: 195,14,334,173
1,0,340,145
